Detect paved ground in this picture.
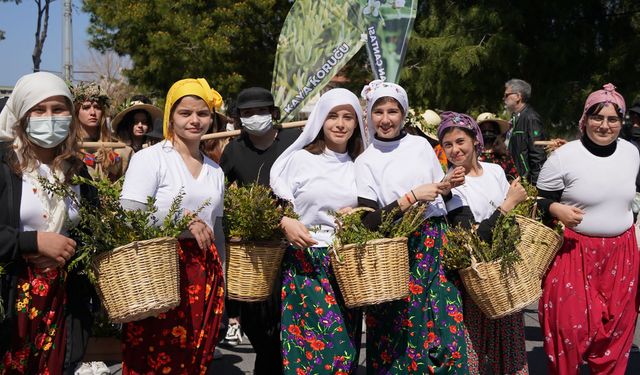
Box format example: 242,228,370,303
98,303,640,374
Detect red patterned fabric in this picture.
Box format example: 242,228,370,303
1,267,68,375
122,239,225,375
539,226,640,374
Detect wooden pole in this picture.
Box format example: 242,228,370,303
79,120,307,148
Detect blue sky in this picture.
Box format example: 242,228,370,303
0,0,92,86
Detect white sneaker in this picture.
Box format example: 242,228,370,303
223,322,242,346
74,362,110,375
91,362,111,375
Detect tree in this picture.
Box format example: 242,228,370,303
83,0,293,102
0,0,21,43
401,0,640,135
76,49,137,114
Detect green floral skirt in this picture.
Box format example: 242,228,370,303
365,218,468,374
280,246,362,375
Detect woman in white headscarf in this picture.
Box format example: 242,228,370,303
0,72,93,374
270,88,366,374
355,80,468,374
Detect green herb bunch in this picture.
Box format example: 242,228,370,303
223,183,296,241
443,211,522,275
333,204,426,248
39,175,208,283
510,178,541,219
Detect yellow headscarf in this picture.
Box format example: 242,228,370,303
163,78,223,139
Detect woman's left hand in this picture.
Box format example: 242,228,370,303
187,216,214,250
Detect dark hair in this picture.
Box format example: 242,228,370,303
372,97,405,115
585,102,623,117
304,124,363,160
11,97,83,182
117,109,153,144
439,126,477,144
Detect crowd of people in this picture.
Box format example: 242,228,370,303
0,71,639,375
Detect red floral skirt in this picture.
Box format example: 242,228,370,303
1,267,67,375
122,239,225,375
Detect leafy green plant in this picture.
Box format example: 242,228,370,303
223,182,295,241
443,212,522,275
333,204,427,248
39,175,208,283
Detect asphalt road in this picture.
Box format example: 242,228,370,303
205,303,640,374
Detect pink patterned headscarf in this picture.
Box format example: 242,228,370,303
579,83,626,131
437,111,484,152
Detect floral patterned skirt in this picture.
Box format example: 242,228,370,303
365,218,468,374
463,292,528,375
1,267,67,375
122,239,225,375
280,246,362,375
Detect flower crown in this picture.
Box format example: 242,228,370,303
70,81,111,108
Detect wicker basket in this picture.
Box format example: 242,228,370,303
459,251,541,319
225,240,286,302
514,215,563,279
331,237,409,308
93,237,180,323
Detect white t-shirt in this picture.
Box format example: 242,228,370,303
121,141,224,230
278,149,358,246
446,162,510,222
537,139,639,237
355,133,446,218
20,164,80,234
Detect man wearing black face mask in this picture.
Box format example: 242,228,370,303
218,87,299,374
623,103,640,191
477,112,519,180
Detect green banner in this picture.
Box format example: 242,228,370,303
271,1,366,122
362,0,418,83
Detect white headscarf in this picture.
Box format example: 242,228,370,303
360,80,409,144
0,72,73,141
270,88,366,201
0,72,74,234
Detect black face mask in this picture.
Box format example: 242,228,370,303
481,131,498,146
630,127,640,141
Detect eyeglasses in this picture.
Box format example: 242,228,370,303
503,92,518,100
588,114,621,128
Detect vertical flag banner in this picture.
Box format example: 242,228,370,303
362,0,418,83
271,0,366,122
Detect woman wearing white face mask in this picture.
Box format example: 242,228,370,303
218,87,300,374
0,72,97,374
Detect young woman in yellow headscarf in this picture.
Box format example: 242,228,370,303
119,78,226,374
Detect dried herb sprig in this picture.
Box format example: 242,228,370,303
333,203,427,248
39,175,208,283
223,182,296,241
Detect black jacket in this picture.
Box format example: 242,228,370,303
508,105,547,184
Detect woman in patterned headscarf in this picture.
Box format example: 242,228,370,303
438,111,529,375
537,83,640,374
119,78,226,375
355,80,468,374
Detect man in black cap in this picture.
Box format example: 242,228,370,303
219,87,299,374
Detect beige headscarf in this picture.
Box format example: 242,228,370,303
0,72,75,234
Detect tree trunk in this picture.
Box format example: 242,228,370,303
32,0,52,72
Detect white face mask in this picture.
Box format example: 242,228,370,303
241,114,273,135
27,116,72,148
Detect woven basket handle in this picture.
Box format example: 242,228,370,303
530,200,538,220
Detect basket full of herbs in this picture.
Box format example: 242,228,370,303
330,204,426,308
442,180,563,319
41,176,206,323
223,183,294,302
